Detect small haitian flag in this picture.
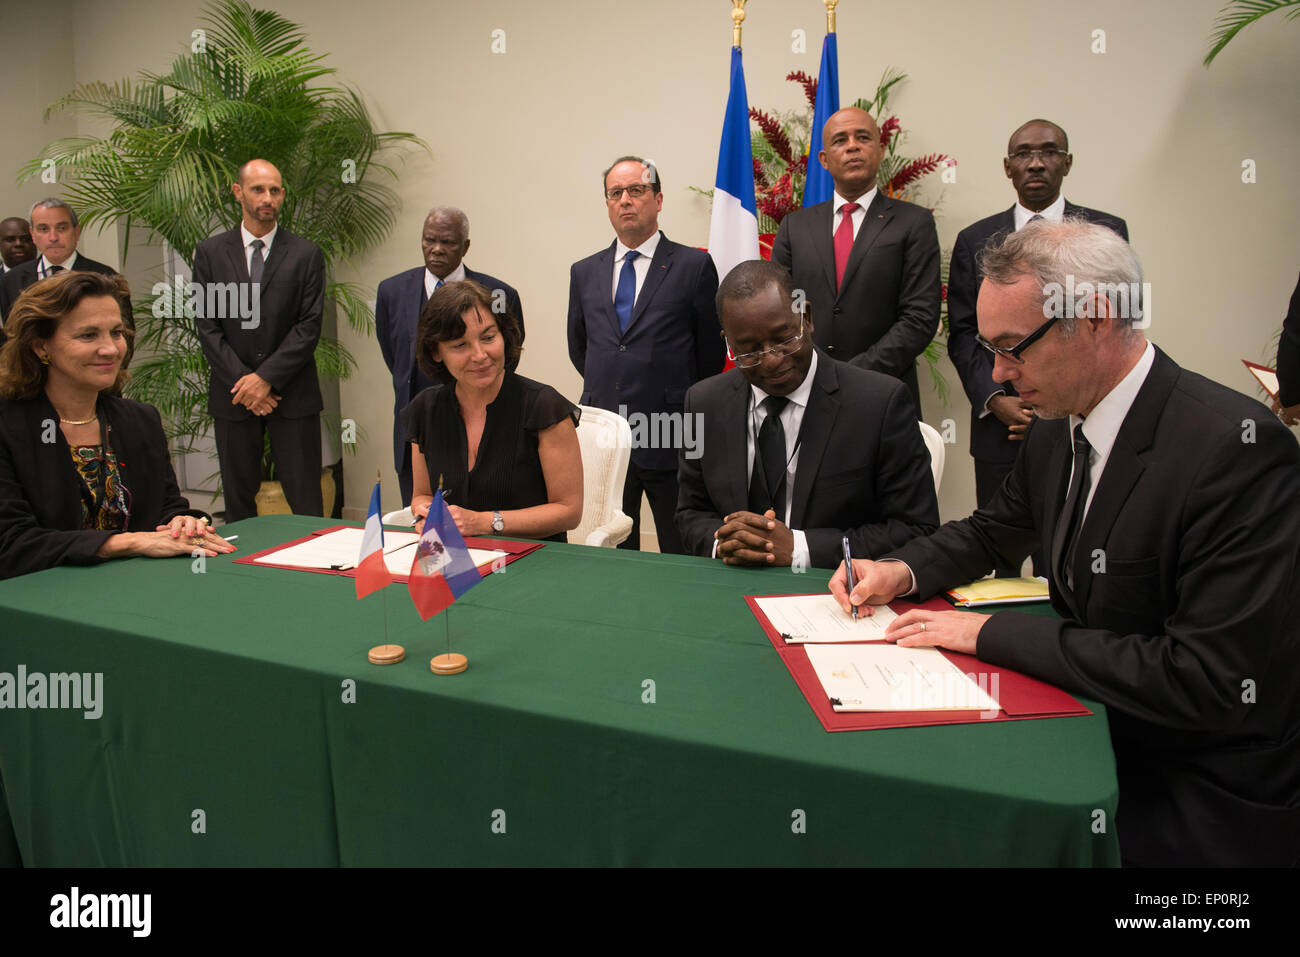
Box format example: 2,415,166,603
408,490,482,620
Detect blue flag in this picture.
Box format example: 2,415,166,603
707,45,760,285
803,31,840,208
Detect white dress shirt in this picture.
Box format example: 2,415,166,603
38,251,79,278
712,351,819,568
425,262,466,299
610,230,661,304
1013,194,1066,231
832,188,876,242
240,223,277,273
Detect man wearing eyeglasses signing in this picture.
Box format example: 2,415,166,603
830,221,1300,866
947,119,1128,577
568,156,723,553
676,260,938,569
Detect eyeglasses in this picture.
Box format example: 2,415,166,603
1007,147,1068,165
726,318,806,368
605,184,655,202
975,314,1059,364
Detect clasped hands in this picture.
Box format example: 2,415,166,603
827,558,988,656
231,373,280,416
988,394,1035,441
412,503,488,537
149,515,235,557
714,509,795,566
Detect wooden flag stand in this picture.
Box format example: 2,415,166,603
430,608,467,675
430,653,467,675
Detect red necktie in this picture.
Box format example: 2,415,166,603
834,202,860,289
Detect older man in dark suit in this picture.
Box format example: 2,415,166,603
568,156,723,553
831,221,1300,867
376,206,524,503
947,119,1128,566
194,158,325,522
0,200,116,327
677,260,938,569
772,107,941,414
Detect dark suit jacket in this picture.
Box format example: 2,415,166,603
375,265,523,474
772,191,941,413
947,202,1128,463
0,393,206,580
568,232,722,471
676,353,939,568
193,227,325,420
886,347,1300,866
0,254,118,326
1277,271,1300,407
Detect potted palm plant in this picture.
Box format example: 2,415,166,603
20,0,425,513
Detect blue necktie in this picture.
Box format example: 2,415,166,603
615,250,640,333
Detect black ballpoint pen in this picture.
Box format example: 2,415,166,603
841,535,858,621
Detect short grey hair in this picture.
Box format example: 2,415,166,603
425,206,469,238
979,217,1144,337
29,198,78,229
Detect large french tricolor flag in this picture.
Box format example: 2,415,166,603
355,481,392,600
407,490,482,621
803,30,840,208
707,45,760,286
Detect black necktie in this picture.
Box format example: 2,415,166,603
249,239,265,283
1053,423,1092,595
749,395,790,518
1028,213,1045,223
48,264,64,277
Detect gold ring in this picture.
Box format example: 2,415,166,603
920,621,927,633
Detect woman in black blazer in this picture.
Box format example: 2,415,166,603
0,270,235,580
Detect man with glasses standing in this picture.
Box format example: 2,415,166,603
568,156,723,553
676,260,937,569
947,119,1127,568
830,221,1300,866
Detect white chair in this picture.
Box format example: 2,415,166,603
573,405,634,547
382,506,414,527
918,421,945,496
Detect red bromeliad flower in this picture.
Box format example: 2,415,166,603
753,158,769,191
887,153,950,196
749,107,794,165
879,115,901,149
786,70,817,110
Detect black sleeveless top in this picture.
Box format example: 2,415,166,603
401,373,580,542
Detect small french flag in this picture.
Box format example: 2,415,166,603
355,481,392,599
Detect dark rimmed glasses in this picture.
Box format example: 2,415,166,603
975,314,1059,364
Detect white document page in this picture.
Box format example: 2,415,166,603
383,543,508,576
254,528,504,573
805,643,1002,712
753,594,898,642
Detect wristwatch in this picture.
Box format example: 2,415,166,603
491,511,504,534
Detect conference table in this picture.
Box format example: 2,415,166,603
0,515,1119,866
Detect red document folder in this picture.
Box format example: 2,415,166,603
747,594,1091,732
234,524,544,582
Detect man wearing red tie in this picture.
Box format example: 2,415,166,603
772,107,941,416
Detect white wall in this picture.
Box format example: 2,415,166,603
4,0,1296,526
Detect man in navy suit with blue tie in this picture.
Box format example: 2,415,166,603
375,206,523,503
568,157,723,553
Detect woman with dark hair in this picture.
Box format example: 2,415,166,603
0,271,234,580
403,279,582,542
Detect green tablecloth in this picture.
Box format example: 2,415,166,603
0,515,1119,866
